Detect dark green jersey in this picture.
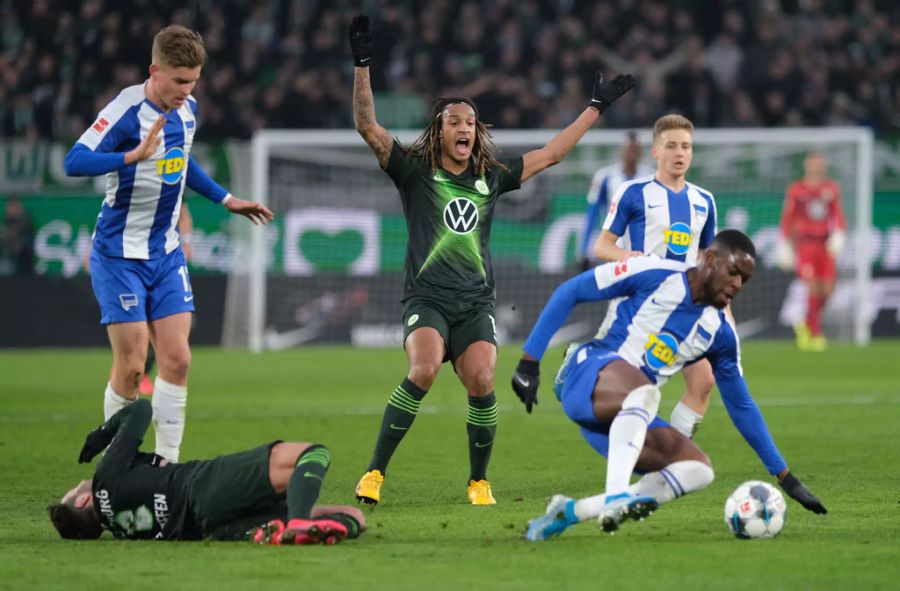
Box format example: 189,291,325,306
385,141,524,304
90,401,203,540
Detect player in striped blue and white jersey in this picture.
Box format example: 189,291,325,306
577,132,653,271
64,26,273,463
593,114,717,440
512,230,827,540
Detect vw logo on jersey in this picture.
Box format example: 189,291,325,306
443,197,479,234
663,222,692,255
644,332,678,371
157,147,186,185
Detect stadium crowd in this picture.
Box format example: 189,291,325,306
1,0,897,140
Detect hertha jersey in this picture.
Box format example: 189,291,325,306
523,256,788,475
580,162,654,257
67,82,227,260
602,177,717,265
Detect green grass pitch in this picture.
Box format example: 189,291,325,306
2,341,899,590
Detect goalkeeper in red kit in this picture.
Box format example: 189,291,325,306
776,152,847,351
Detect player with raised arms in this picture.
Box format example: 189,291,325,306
348,14,635,505
511,230,827,540
63,26,273,462
49,398,365,545
592,114,717,439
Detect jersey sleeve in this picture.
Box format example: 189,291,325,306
496,156,524,194
829,181,847,232
94,399,153,480
580,174,609,256
523,257,675,359
384,140,419,188
75,99,139,154
705,320,788,475
186,156,229,204
698,192,717,249
780,183,798,238
602,183,636,237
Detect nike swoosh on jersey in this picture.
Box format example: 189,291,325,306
648,203,663,209
184,295,194,302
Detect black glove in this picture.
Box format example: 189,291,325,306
348,14,377,67
589,72,636,113
512,358,540,414
78,424,114,464
779,472,828,514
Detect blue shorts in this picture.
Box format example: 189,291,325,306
553,342,670,453
90,247,195,325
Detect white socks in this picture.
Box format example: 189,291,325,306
103,382,134,420
152,377,187,463
670,401,703,438
574,460,715,521
605,385,661,495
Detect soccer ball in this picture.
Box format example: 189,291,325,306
723,481,787,539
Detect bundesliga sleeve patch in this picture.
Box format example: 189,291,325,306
91,117,110,134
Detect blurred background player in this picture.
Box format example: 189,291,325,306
64,25,273,462
349,14,634,506
49,398,365,545
591,114,717,439
511,231,827,540
577,132,653,271
777,152,847,352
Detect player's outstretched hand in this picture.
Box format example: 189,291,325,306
779,472,828,514
512,358,540,414
78,424,115,464
125,115,165,164
589,72,636,113
349,14,377,67
224,196,275,225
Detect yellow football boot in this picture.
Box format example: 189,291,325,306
467,479,497,505
809,334,827,352
793,322,812,351
355,470,384,505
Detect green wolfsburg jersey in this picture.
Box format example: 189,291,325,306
385,140,524,304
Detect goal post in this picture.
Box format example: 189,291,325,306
238,127,874,352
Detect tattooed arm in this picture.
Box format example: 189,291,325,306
353,67,393,169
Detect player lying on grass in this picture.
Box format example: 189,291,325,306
510,230,827,540
49,398,364,545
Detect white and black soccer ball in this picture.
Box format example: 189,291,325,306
724,481,787,539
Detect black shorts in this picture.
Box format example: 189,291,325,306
402,297,497,363
188,441,283,537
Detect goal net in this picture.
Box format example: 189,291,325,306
226,128,873,351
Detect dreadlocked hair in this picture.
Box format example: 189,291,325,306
404,97,508,176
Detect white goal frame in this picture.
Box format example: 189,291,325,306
248,127,874,351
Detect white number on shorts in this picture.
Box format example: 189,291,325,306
177,265,192,293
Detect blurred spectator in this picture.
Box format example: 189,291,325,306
0,0,898,140
0,197,35,276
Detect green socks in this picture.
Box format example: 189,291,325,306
367,378,426,473
467,392,498,481
287,444,330,520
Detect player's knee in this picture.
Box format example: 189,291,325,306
408,361,440,389
464,366,495,396
623,384,661,418
159,348,191,379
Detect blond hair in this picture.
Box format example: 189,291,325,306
152,25,207,69
652,114,694,143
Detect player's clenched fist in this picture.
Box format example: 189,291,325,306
512,358,540,414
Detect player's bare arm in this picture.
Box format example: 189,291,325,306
593,229,643,261
124,115,165,165
349,15,392,169
521,72,634,183
223,195,274,225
